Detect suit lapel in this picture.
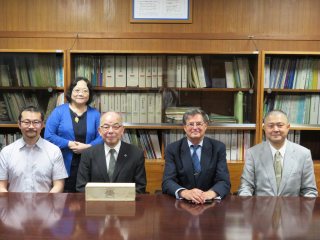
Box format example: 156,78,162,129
96,144,110,182
260,142,278,195
196,137,212,186
181,139,196,186
111,142,129,182
278,141,295,194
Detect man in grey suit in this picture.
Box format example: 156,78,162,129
238,110,317,197
76,111,146,193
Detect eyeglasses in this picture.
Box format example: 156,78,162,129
100,124,122,131
20,120,42,127
73,88,89,95
186,122,206,128
265,123,287,129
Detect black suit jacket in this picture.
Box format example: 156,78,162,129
76,141,146,193
162,137,230,198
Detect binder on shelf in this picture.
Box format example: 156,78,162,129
139,94,148,123
166,56,176,88
234,91,244,124
151,56,158,88
145,56,152,87
176,56,182,88
194,56,207,88
126,93,132,122
120,93,127,122
138,55,146,87
189,57,200,88
114,93,121,114
126,55,139,87
157,55,164,87
108,92,115,111
131,93,140,123
147,93,155,123
155,93,162,123
181,56,188,88
115,56,127,87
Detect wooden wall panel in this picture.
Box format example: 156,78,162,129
0,0,320,51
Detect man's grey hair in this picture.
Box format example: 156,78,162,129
182,109,209,125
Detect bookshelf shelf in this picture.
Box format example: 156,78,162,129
0,87,64,91
0,123,17,128
264,89,320,93
175,88,254,92
93,87,163,92
290,124,320,131
124,123,256,130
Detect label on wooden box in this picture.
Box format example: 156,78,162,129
85,182,136,201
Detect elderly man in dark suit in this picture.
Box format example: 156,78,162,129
76,111,146,193
162,109,231,204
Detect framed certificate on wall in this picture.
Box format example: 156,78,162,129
130,0,193,23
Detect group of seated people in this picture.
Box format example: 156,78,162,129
0,77,318,202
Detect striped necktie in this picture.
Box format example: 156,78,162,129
108,149,116,181
191,145,201,174
274,151,282,191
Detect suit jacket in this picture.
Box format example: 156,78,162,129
238,140,318,197
76,141,146,193
44,103,103,175
162,137,231,198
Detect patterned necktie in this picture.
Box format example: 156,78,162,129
274,151,282,190
191,145,201,174
108,149,116,180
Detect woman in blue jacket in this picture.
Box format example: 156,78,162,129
45,77,102,192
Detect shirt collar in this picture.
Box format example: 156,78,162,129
268,139,287,158
187,139,204,148
18,137,43,150
104,141,121,154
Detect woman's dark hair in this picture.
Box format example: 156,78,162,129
66,76,94,105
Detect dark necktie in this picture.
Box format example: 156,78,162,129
108,149,116,180
191,145,201,174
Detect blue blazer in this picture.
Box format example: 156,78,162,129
162,136,231,198
44,103,103,175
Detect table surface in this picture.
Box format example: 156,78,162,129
0,193,320,240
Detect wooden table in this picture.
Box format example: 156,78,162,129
0,193,319,239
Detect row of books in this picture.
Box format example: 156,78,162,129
0,92,64,123
91,92,162,123
166,55,208,88
0,54,64,87
164,129,252,161
122,130,162,159
224,58,252,88
0,132,22,150
75,55,164,88
264,57,320,89
264,94,320,124
164,106,200,123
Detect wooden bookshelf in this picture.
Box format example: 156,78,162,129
68,50,261,193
